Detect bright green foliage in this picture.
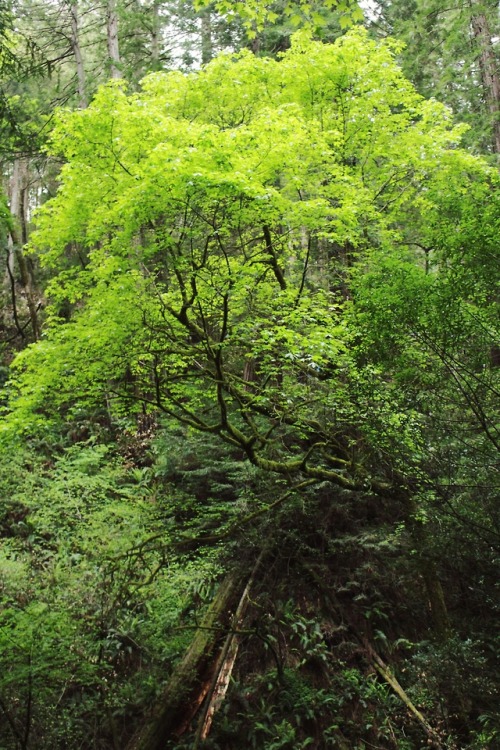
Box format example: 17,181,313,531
0,189,11,236
4,29,481,494
1,29,500,748
1,26,500,749
194,0,364,36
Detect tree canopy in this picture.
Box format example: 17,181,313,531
7,29,498,503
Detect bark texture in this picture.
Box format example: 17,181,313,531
107,0,121,79
7,158,40,341
471,8,500,154
126,569,246,750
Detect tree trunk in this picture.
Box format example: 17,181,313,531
68,0,87,108
200,7,213,65
150,0,161,71
7,159,40,342
470,7,500,154
107,0,121,79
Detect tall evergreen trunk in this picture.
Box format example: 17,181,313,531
150,0,161,70
7,158,40,342
469,2,500,372
68,0,87,108
200,7,213,65
470,6,500,154
107,0,121,79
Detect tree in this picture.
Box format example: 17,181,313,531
469,1,500,154
3,27,489,633
2,25,500,750
67,0,87,107
0,0,180,352
369,0,500,155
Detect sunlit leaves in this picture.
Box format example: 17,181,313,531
194,0,363,36
4,28,490,480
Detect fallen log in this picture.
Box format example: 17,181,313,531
194,550,265,747
126,568,244,750
302,559,443,747
366,644,443,749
